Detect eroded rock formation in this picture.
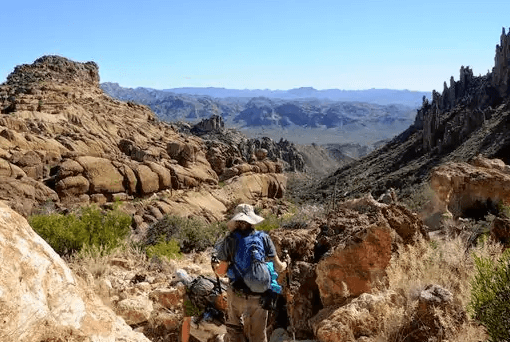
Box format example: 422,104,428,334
416,28,510,154
0,56,287,222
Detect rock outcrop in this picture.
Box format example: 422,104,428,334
0,201,150,342
430,155,510,219
197,125,306,173
312,27,510,205
269,195,427,339
399,284,466,342
0,56,287,222
415,28,510,154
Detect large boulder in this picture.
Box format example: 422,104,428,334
133,163,160,194
316,221,393,306
315,196,427,306
76,156,125,194
0,201,150,342
55,175,90,197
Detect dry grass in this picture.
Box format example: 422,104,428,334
378,233,505,341
68,243,217,286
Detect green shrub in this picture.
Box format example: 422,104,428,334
497,200,510,219
145,215,228,253
469,249,510,341
29,205,131,256
256,213,281,232
146,237,182,260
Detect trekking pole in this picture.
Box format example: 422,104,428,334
282,249,296,341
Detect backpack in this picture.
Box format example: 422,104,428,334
227,230,281,294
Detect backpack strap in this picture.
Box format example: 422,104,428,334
228,231,245,278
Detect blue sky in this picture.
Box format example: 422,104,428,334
1,0,509,92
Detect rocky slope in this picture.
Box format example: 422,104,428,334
307,27,510,204
0,56,287,226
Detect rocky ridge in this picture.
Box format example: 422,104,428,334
0,56,286,226
178,114,307,172
311,27,510,204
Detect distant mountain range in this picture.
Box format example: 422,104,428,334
101,82,427,145
161,86,430,107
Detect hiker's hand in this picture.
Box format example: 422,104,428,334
280,261,288,271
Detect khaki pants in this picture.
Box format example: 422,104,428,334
225,287,268,342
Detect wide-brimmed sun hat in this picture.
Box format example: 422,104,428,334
227,204,264,231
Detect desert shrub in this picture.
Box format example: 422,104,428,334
497,200,510,219
256,213,281,232
146,237,182,261
145,215,228,253
469,249,510,341
383,236,492,341
402,184,437,212
29,205,131,256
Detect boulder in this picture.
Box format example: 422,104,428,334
316,223,393,306
149,288,184,310
315,195,427,306
310,291,405,342
145,161,172,189
134,164,160,194
400,284,466,342
0,176,58,216
0,201,150,342
55,175,90,197
167,140,198,167
490,216,510,246
224,173,286,200
116,163,138,194
255,148,268,161
115,295,153,325
0,158,26,178
57,158,84,178
76,156,125,194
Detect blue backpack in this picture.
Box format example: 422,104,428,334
227,230,281,294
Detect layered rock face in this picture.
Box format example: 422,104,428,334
0,201,150,342
0,56,286,219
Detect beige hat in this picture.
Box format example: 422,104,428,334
227,204,264,231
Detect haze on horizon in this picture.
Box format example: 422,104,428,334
2,0,510,93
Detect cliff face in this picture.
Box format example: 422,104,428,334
0,56,286,223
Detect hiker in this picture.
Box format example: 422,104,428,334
212,203,287,342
